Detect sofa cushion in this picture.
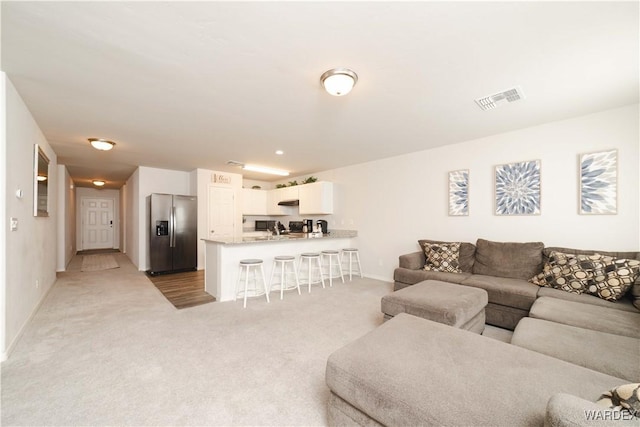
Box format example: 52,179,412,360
512,318,640,382
530,251,608,294
545,246,640,311
325,313,625,427
473,238,544,280
529,297,640,339
588,257,640,302
393,267,470,287
421,241,462,273
419,239,476,273
597,383,640,418
537,286,638,313
461,274,539,311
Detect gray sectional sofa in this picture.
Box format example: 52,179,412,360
393,238,640,329
325,238,640,426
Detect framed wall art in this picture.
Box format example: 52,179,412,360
494,160,540,216
579,149,617,215
448,169,469,216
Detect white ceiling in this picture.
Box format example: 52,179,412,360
2,1,638,188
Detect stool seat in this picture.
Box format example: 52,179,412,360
321,250,344,287
341,248,363,280
240,258,263,265
301,252,320,257
236,259,269,308
270,255,300,300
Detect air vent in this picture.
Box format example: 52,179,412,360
226,160,244,167
475,86,525,111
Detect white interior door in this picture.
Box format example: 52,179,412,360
82,198,114,250
208,186,235,239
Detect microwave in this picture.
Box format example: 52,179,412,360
255,220,276,231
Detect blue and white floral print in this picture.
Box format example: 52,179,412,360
580,150,617,214
448,170,469,216
495,160,540,215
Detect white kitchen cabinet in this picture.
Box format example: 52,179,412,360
242,188,267,215
299,181,333,214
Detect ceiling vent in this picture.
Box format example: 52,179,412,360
226,160,244,167
475,86,525,111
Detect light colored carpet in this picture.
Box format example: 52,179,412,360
81,254,119,272
1,253,392,426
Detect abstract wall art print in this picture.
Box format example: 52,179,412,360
448,169,469,216
580,149,617,215
494,160,541,216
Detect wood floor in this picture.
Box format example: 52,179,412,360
147,270,215,309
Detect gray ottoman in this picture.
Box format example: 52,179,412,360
381,280,488,334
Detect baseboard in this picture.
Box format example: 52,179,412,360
362,274,393,283
1,278,56,363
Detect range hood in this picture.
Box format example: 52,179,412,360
278,199,299,206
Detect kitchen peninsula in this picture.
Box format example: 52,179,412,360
203,231,358,302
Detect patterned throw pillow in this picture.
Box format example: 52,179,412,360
588,258,640,301
529,251,607,294
597,383,640,418
422,242,462,273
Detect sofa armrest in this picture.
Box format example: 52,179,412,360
545,393,638,427
399,251,425,270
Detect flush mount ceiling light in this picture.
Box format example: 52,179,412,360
275,150,284,155
320,68,358,96
37,175,47,182
227,160,290,176
88,138,116,151
92,180,106,187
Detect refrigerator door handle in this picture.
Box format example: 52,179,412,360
170,206,176,248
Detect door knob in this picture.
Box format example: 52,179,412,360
210,230,215,234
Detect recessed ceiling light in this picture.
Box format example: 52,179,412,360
275,150,284,155
88,138,116,151
92,180,106,187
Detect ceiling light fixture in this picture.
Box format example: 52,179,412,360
242,164,290,177
92,180,106,187
275,150,284,155
89,138,116,151
227,160,290,176
37,175,47,182
320,67,358,96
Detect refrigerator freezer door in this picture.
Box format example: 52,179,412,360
149,194,173,274
172,195,198,271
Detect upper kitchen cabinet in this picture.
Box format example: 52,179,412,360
266,186,298,215
242,188,268,215
299,181,333,214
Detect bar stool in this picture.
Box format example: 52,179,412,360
297,253,325,293
321,250,344,287
236,259,269,308
269,255,301,300
341,248,363,281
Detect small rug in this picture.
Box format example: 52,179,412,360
81,254,119,272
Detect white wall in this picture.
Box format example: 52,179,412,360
75,187,120,251
125,169,139,267
289,104,639,281
2,74,58,360
56,165,76,271
120,183,127,254
0,71,7,360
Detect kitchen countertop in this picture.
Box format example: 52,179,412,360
204,230,357,245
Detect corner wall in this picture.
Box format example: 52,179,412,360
56,165,76,271
2,74,58,359
302,104,640,281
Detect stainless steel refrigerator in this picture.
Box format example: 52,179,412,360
148,193,198,275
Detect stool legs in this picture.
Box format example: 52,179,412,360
236,263,269,308
270,259,301,300
341,250,363,281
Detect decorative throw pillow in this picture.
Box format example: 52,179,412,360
422,242,462,273
588,258,640,301
529,251,606,294
596,383,640,418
